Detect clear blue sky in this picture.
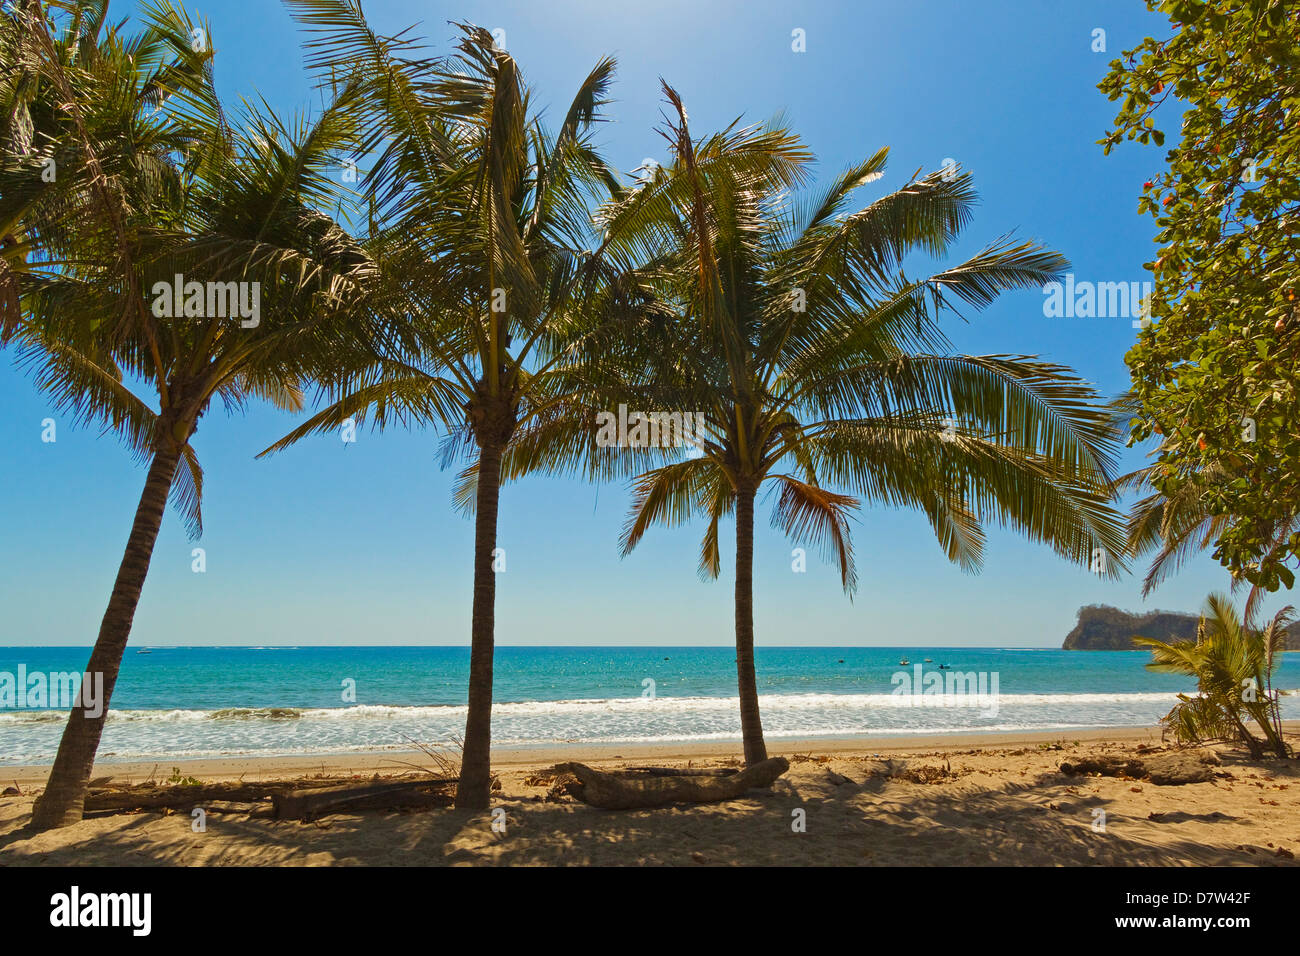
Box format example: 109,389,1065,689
1,0,1265,647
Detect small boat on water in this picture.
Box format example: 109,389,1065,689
898,658,910,666
924,658,933,663
136,648,152,654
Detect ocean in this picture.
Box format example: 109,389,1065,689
2,645,1297,764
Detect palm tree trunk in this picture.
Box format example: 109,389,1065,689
1229,710,1265,760
734,482,767,765
455,440,504,810
1247,701,1289,758
31,444,181,830
1264,663,1289,757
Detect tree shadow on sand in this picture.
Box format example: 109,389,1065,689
3,758,1296,866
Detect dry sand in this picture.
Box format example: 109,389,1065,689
2,726,1298,866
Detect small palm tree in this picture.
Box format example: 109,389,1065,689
263,1,632,809
1136,593,1292,759
576,86,1127,764
3,0,375,828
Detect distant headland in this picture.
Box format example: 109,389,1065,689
1062,604,1300,650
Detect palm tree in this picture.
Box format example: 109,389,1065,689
262,1,634,809
1136,593,1292,758
2,0,375,828
1113,394,1295,623
578,86,1128,764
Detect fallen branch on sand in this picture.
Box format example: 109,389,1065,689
84,780,321,813
272,779,454,820
1059,749,1220,785
623,766,739,777
555,758,789,809
78,776,455,820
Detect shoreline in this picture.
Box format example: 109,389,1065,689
4,724,1298,866
3,724,1176,786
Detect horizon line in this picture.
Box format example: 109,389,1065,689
0,643,1089,650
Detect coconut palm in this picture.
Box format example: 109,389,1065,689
1136,593,1292,758
1113,392,1294,622
2,0,197,348
2,0,375,828
261,1,637,809
569,86,1128,764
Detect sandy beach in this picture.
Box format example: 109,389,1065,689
3,726,1298,866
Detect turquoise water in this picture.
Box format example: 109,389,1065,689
2,646,1297,764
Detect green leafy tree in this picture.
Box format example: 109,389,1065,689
1099,0,1300,594
1,0,374,828
549,86,1128,764
1136,592,1292,757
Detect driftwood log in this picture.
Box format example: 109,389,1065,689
272,779,453,820
1057,755,1147,778
623,766,739,777
84,780,319,813
79,777,454,819
556,757,789,809
1059,749,1220,785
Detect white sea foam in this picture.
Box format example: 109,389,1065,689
4,690,1296,765
0,690,1187,724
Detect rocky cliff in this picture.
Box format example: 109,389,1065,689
1062,604,1300,650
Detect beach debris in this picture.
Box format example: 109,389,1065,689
76,775,455,820
202,801,264,816
83,780,306,814
1059,748,1220,785
858,758,964,784
623,766,739,777
546,770,579,802
2,785,20,797
555,757,790,809
1143,750,1219,785
898,764,960,785
271,778,454,821
1058,755,1148,779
